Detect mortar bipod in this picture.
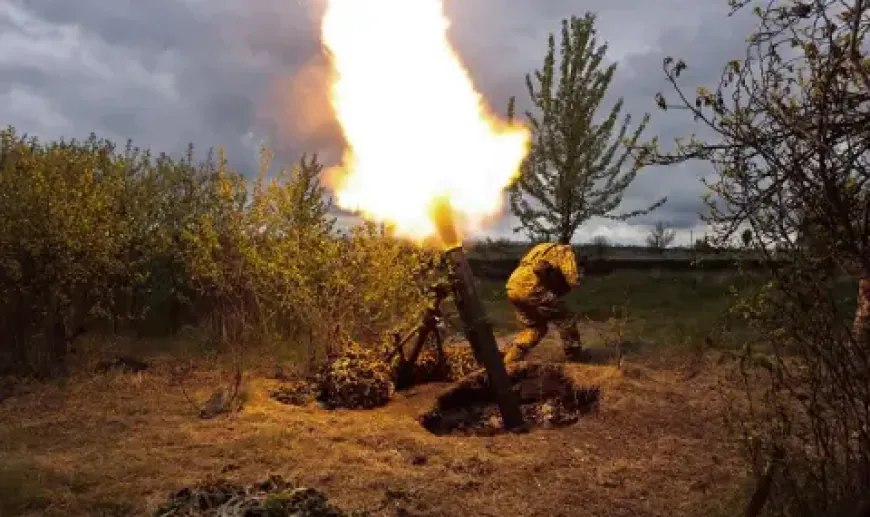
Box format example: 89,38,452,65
386,281,452,391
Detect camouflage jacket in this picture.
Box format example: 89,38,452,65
505,243,580,301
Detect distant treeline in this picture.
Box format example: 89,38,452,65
468,257,784,280
465,238,769,261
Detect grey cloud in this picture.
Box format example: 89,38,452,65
435,0,760,239
0,0,760,243
2,0,294,163
598,6,758,231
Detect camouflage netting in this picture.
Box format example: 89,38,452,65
153,475,363,516
313,341,395,410
418,362,601,436
390,343,480,386
270,341,482,410
269,351,392,410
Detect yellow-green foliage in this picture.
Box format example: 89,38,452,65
0,127,434,375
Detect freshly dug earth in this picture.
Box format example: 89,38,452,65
270,342,480,410
153,475,357,516
419,362,601,436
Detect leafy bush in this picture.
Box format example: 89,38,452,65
0,127,433,376
726,265,870,516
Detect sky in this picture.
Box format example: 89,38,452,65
0,0,758,246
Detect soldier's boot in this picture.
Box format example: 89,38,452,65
557,321,589,362
503,343,530,364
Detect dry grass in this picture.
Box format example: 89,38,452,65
0,333,749,517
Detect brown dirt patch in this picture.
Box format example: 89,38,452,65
0,342,747,517
418,362,601,436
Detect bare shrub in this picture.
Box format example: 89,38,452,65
640,0,870,512
645,222,676,254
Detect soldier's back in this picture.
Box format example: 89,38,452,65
506,243,557,300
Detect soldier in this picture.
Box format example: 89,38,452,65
502,242,588,363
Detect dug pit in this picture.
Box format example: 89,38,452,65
418,362,601,436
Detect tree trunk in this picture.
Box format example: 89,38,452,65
41,310,68,378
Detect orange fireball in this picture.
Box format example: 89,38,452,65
321,0,530,243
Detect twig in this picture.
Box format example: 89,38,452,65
745,446,784,517
178,364,205,416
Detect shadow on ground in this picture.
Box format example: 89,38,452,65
0,332,745,517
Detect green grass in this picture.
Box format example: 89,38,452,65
0,458,133,517
477,270,860,350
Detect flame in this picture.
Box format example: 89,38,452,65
320,0,531,243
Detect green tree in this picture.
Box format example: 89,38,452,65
645,221,676,254
0,129,131,375
590,235,610,258
506,13,665,245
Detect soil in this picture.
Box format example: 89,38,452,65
418,362,601,436
0,332,748,517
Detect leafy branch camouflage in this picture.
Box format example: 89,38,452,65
271,342,479,410
153,475,363,516
313,341,395,410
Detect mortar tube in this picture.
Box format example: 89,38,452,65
430,201,526,431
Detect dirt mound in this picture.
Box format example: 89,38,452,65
418,362,601,436
153,475,360,516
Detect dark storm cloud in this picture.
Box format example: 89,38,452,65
0,0,760,243
0,0,316,165
598,6,758,235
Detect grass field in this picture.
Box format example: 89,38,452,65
479,271,745,348
482,270,858,350
0,268,858,517
0,353,747,517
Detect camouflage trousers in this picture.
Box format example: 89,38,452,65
503,291,583,363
